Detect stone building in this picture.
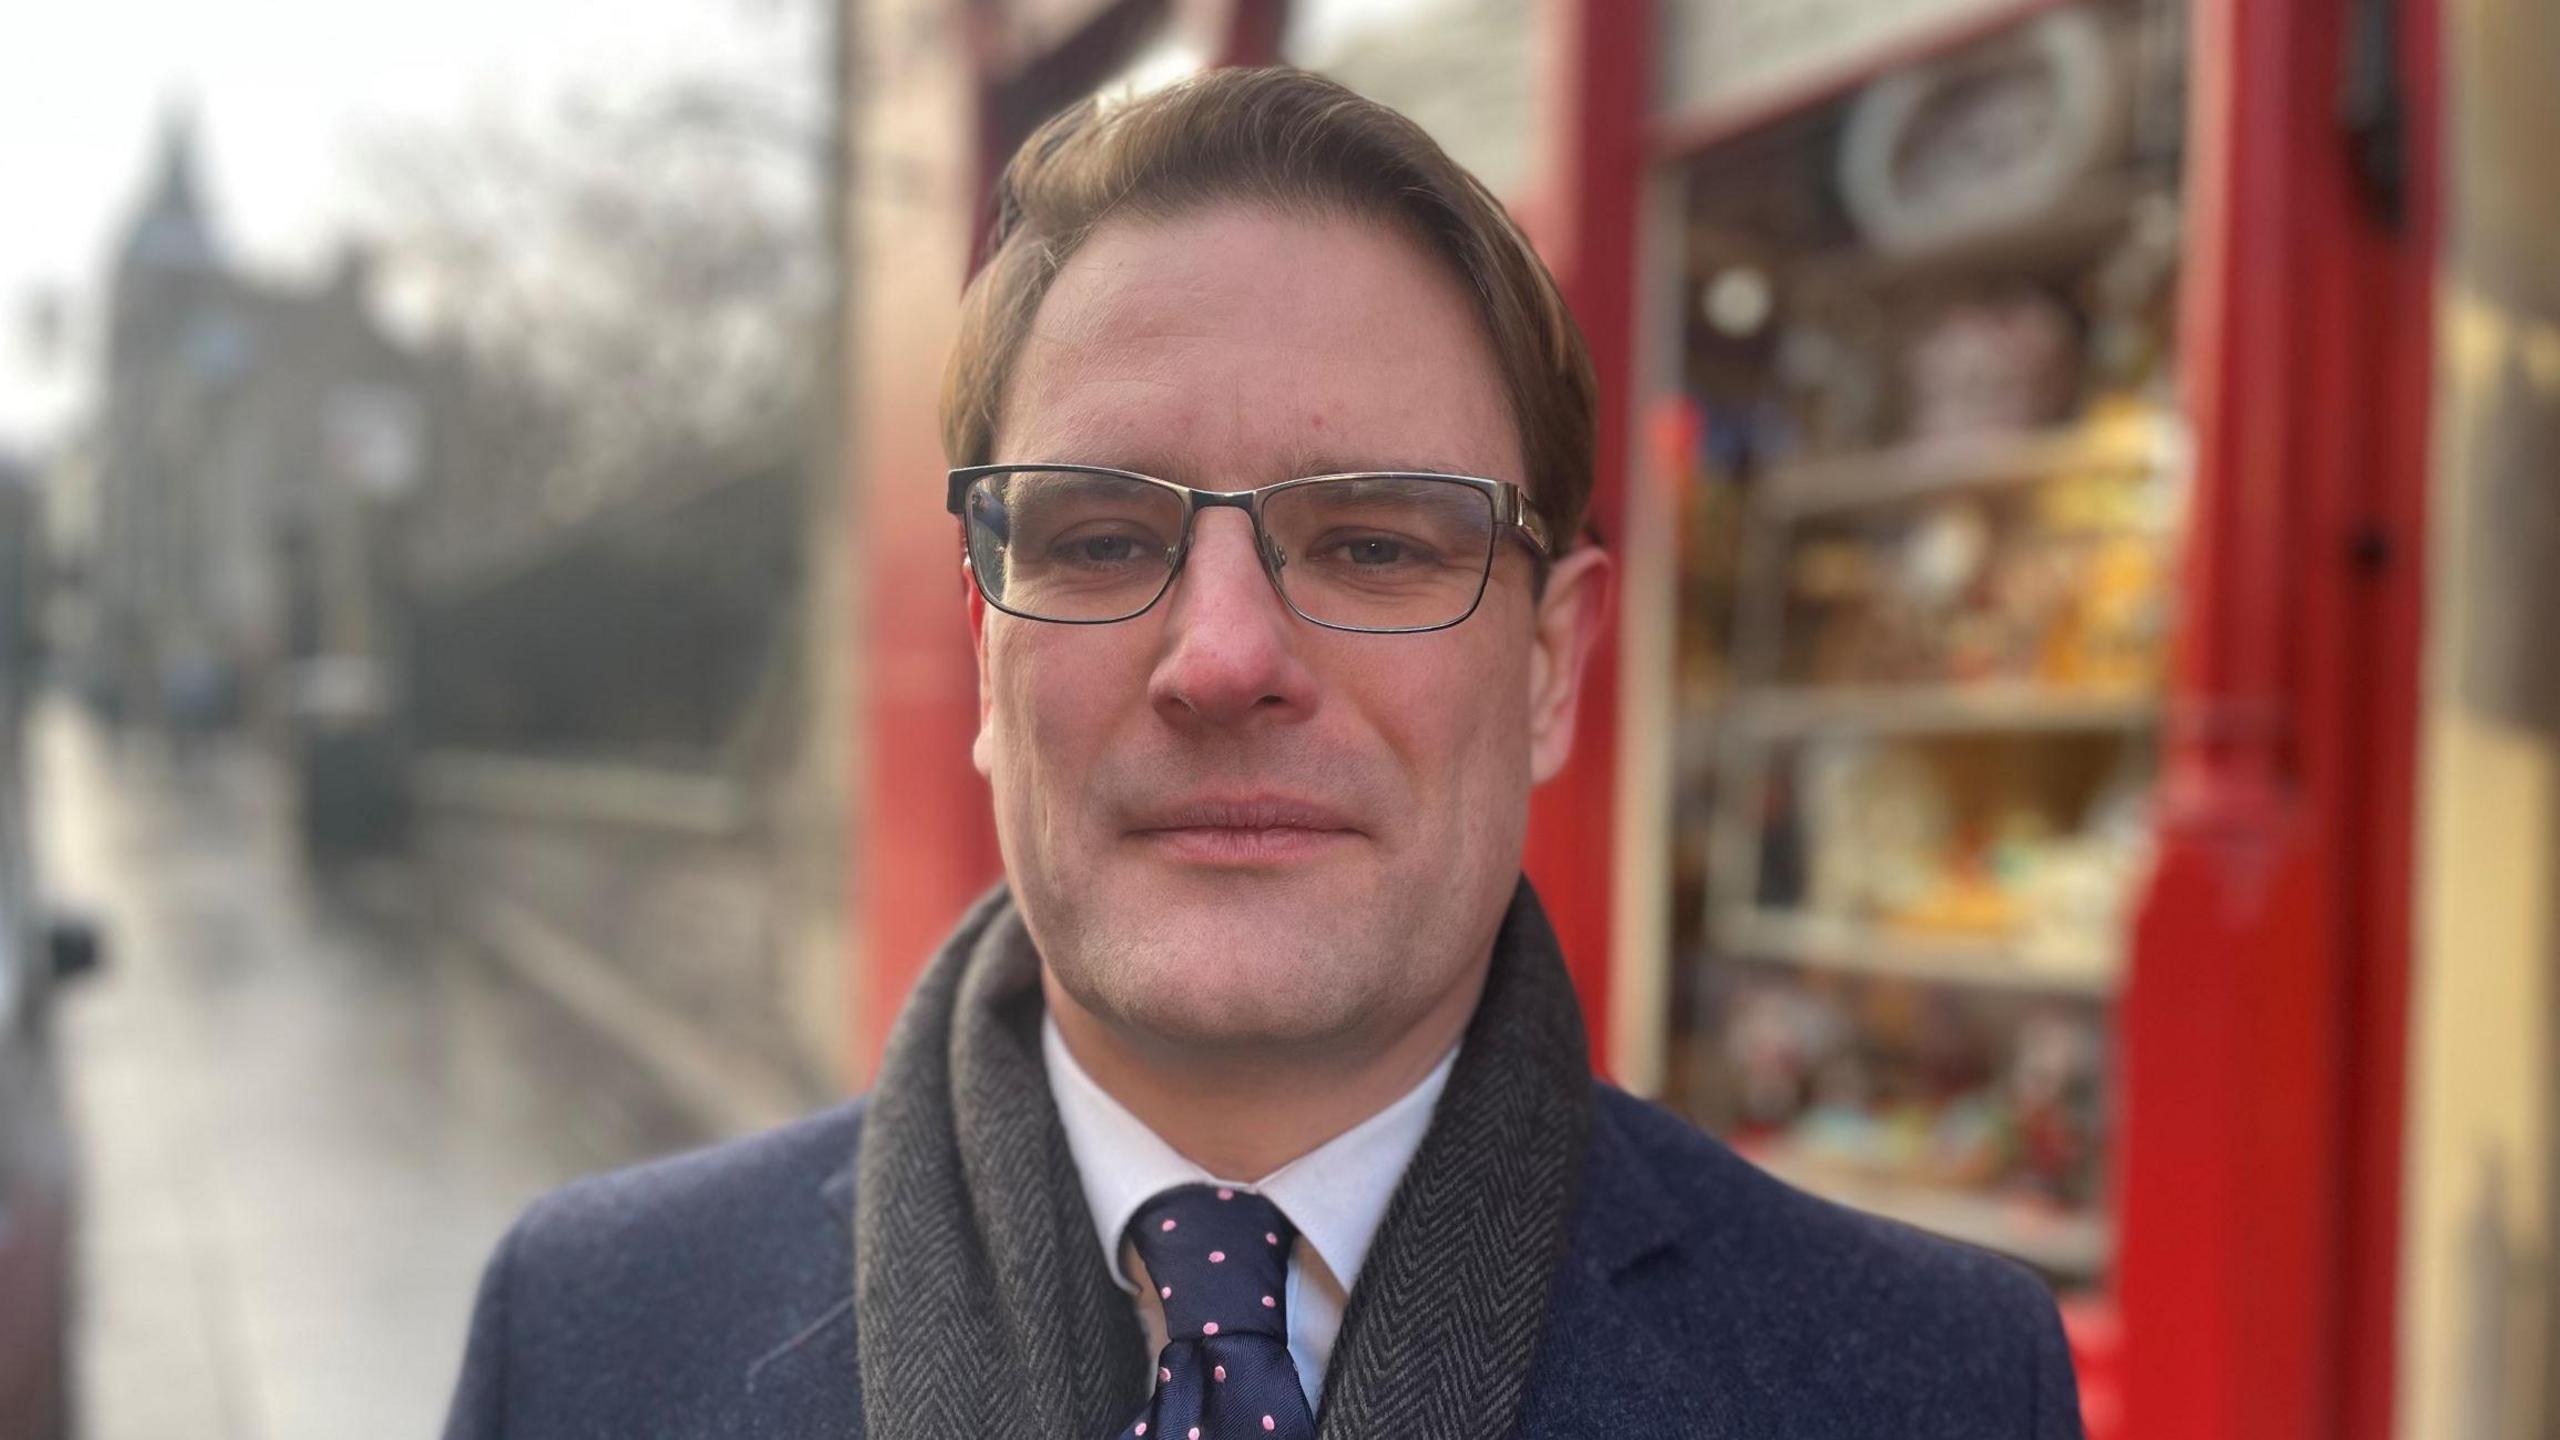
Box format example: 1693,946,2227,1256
86,114,436,732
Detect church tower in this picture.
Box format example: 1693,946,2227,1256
108,107,230,372
92,106,243,724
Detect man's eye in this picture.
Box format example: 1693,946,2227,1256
1051,530,1154,566
1319,533,1438,568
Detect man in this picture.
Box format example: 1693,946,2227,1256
443,68,2084,1439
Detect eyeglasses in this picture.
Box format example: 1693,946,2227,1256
947,464,1553,634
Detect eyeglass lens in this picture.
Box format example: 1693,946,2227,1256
962,470,1498,631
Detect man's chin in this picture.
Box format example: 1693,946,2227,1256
1106,987,1378,1056
1028,858,1405,1041
1066,925,1382,1048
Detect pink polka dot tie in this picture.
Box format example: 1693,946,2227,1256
1116,1185,1316,1440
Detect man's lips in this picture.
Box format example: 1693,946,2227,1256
1127,798,1359,832
1124,797,1362,865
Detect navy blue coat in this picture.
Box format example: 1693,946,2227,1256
442,1085,2085,1438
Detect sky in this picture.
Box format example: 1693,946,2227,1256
0,0,821,453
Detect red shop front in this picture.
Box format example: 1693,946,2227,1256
841,3,2438,1437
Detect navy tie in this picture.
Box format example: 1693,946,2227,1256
1115,1184,1319,1440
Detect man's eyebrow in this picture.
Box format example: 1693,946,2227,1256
1278,445,1489,479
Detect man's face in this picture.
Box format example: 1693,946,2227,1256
972,203,1605,1059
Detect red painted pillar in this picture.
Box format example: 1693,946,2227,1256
1528,0,1646,1069
2115,0,2433,1433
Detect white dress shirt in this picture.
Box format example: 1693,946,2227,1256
1040,1015,1458,1411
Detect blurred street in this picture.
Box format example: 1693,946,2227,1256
25,697,703,1440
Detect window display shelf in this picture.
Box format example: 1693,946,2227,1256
1731,684,2161,737
1720,908,2121,998
1763,420,2185,521
1747,1146,2114,1279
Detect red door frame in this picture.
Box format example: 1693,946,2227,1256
2115,0,2435,1435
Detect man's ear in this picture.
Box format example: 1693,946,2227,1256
967,560,996,778
1526,546,1613,786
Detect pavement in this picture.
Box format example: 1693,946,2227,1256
26,699,712,1440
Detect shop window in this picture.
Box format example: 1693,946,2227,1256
1652,0,2190,1295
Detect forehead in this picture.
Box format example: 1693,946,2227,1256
998,203,1523,487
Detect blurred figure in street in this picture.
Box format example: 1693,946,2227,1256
158,641,229,763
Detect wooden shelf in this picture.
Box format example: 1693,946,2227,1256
1748,1147,2114,1278
1760,419,2184,521
1732,684,2161,737
1719,909,2121,998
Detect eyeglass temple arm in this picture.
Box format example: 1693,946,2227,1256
1503,485,1555,556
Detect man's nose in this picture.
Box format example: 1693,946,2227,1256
1147,510,1317,728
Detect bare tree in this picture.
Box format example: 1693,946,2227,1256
356,27,831,546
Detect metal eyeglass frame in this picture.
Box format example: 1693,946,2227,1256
946,462,1555,634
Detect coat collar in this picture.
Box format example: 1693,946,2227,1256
1574,1083,1688,1279
1511,1089,1745,1438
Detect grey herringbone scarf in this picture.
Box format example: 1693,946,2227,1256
853,878,1593,1440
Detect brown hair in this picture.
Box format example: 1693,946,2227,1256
939,66,1597,551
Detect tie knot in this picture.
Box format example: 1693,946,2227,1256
1128,1184,1295,1341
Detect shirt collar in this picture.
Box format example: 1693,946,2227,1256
1041,1014,1458,1298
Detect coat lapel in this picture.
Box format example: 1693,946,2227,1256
738,1148,865,1437
1511,1090,1746,1439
